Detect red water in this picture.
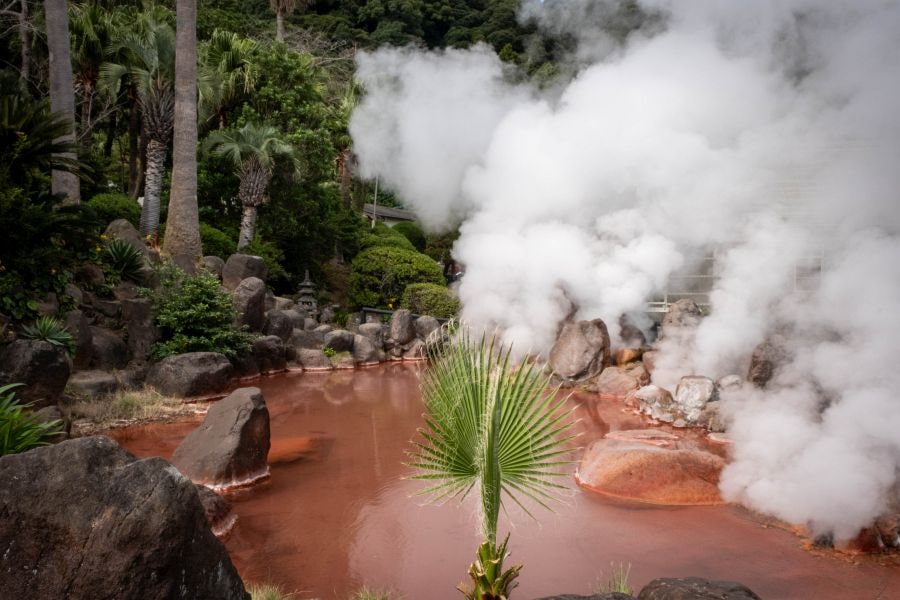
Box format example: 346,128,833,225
113,365,900,600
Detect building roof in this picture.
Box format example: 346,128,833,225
362,203,416,222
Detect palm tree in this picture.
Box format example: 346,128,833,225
410,330,577,599
198,30,258,131
101,16,176,237
43,0,80,203
204,123,298,249
269,0,308,41
162,0,201,262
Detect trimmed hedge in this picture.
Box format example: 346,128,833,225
199,222,237,259
401,282,460,318
358,222,415,252
87,193,141,228
349,245,444,309
392,221,426,252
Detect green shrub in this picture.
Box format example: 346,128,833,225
401,283,460,318
348,245,444,309
392,221,426,252
103,239,145,283
20,316,75,355
87,193,141,228
243,235,288,285
199,222,237,259
0,383,63,456
358,222,416,252
146,262,254,359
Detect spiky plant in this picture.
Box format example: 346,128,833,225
0,384,64,456
104,238,145,282
409,330,577,599
21,316,75,356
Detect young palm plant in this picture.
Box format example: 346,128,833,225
204,123,299,249
410,330,577,599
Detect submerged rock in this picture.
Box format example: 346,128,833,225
576,431,725,505
196,484,237,537
549,319,611,382
171,387,270,488
637,577,761,600
0,436,249,600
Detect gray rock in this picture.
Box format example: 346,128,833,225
35,292,59,316
196,485,235,536
698,401,727,433
0,436,249,600
282,309,306,329
625,385,678,423
117,364,148,390
232,277,266,332
171,387,270,488
390,309,416,345
403,338,426,360
0,339,71,409
549,319,611,382
590,366,642,398
659,299,702,340
222,254,267,291
64,283,84,306
229,354,260,380
358,322,385,349
112,281,141,301
264,291,276,312
75,263,105,287
63,309,93,369
147,352,232,397
93,298,122,319
273,296,295,311
637,577,760,600
415,315,440,340
263,310,294,342
319,305,337,323
324,329,354,352
352,334,379,365
296,348,332,371
747,337,788,388
200,255,225,279
717,374,744,391
122,298,158,362
253,336,287,374
67,370,119,397
289,328,323,350
89,326,128,370
674,376,717,423
313,323,333,335
105,218,150,258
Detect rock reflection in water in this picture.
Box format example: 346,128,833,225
114,365,900,600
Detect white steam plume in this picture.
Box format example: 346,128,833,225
350,0,900,540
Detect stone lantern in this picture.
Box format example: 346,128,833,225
296,270,318,319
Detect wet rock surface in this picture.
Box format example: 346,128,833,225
576,430,725,505
196,484,236,537
171,387,270,488
0,436,249,600
549,319,611,382
147,352,232,397
590,366,642,397
0,339,71,409
637,577,761,600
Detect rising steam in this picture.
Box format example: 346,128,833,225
349,1,900,540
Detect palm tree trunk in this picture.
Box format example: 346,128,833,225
103,111,116,158
19,0,30,85
140,138,167,238
163,0,202,262
44,0,80,204
275,10,285,41
127,97,141,197
237,204,258,249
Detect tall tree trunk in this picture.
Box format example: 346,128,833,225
79,84,94,156
339,149,353,210
44,0,80,204
19,0,30,85
163,0,202,262
127,92,141,197
237,204,258,249
103,111,116,158
275,10,285,41
140,138,166,238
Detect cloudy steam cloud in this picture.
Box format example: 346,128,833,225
350,0,900,540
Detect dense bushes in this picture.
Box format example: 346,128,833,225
392,221,427,252
146,263,254,359
87,193,141,228
199,222,237,259
359,222,416,252
401,283,460,318
349,245,444,309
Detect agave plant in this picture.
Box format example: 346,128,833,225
104,238,145,283
21,316,76,356
409,330,577,599
0,384,63,456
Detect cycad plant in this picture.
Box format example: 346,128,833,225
21,316,75,356
410,330,577,599
104,238,145,283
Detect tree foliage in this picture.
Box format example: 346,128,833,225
349,245,443,309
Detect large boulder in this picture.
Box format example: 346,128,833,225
673,376,717,423
353,334,380,365
389,309,416,346
289,328,323,351
590,366,642,398
747,336,788,388
549,319,611,382
89,326,128,369
263,309,293,342
282,309,306,329
415,315,440,340
659,299,702,340
222,254,267,291
147,352,232,397
63,309,93,369
0,436,249,600
253,335,287,374
75,263,105,288
122,298,158,362
232,277,266,332
0,339,71,409
296,348,332,371
200,255,225,279
171,387,270,488
67,370,119,397
196,485,236,537
323,328,354,352
358,322,386,349
576,431,725,505
637,577,761,600
105,218,150,258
